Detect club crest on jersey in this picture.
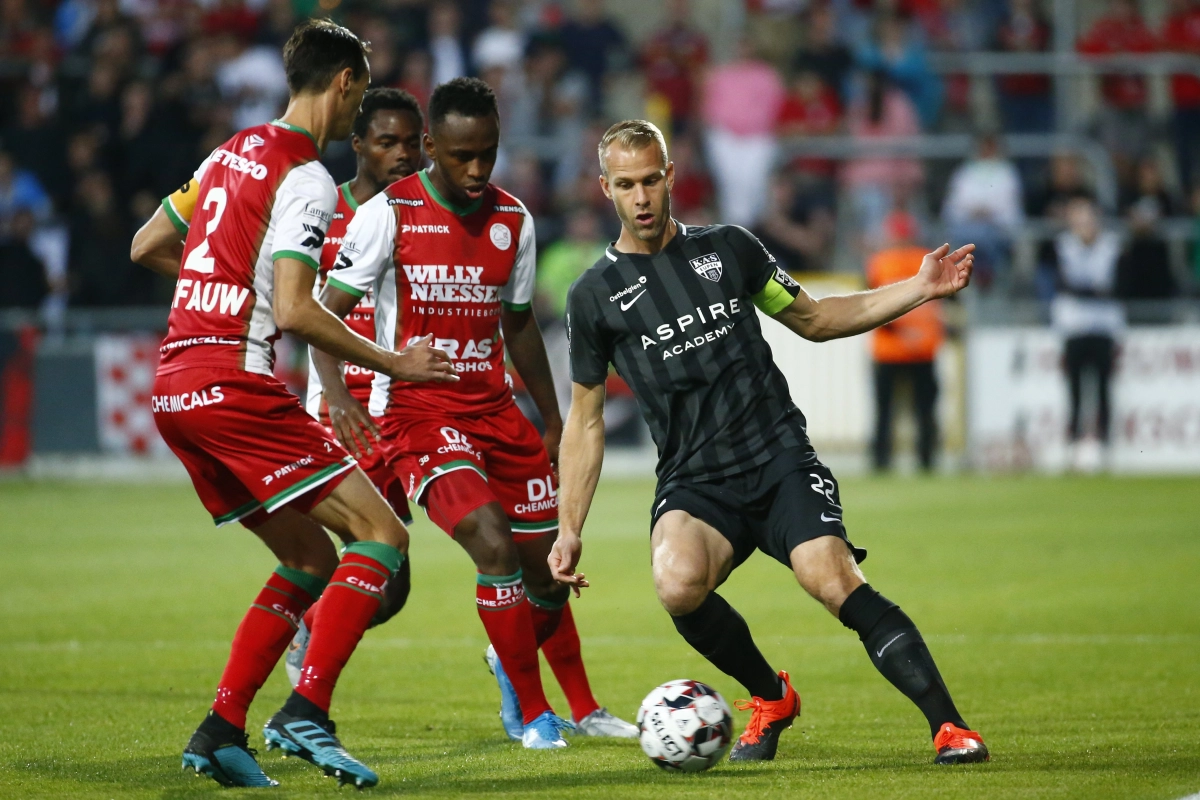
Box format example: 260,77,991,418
689,253,723,282
241,134,264,152
490,223,512,251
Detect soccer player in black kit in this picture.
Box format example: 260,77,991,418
549,120,989,765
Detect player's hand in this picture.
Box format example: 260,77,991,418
388,334,460,383
326,391,379,459
917,242,975,300
548,533,588,597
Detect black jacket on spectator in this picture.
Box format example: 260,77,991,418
1,122,71,211
0,241,49,309
68,209,150,306
1117,235,1178,300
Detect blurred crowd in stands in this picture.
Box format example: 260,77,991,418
2,0,1200,323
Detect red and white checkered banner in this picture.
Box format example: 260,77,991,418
95,334,171,457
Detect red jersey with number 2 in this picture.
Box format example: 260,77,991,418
158,121,335,377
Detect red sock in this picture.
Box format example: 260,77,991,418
477,571,552,724
212,566,325,729
300,604,316,631
295,542,401,712
530,599,600,722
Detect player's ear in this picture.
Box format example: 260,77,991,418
599,173,612,199
336,67,355,97
351,133,363,156
422,131,436,161
665,160,675,190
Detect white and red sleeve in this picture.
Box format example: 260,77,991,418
325,192,397,299
499,202,536,311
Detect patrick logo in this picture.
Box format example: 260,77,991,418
241,134,265,152
689,253,723,282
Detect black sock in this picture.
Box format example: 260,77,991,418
671,591,783,701
839,584,966,738
200,708,243,736
281,690,329,723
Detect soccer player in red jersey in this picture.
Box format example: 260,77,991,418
130,21,456,788
283,87,426,685
316,78,637,748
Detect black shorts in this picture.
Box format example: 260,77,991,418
651,451,866,570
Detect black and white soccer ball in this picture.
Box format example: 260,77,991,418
636,679,733,772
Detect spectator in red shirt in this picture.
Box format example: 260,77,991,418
994,0,1055,134
1078,0,1159,110
666,135,713,220
1077,0,1159,186
1163,0,1200,192
640,0,709,133
776,70,841,181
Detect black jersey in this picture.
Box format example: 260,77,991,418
566,222,816,491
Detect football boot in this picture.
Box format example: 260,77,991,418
728,671,801,762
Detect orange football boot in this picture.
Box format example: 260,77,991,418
728,671,801,762
933,722,990,764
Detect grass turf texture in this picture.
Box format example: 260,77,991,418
1,476,1198,799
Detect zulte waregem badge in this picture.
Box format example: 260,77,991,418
689,253,723,282
490,222,512,251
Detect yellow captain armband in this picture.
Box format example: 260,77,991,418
751,268,803,316
162,178,200,235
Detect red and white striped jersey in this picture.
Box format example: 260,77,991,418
329,170,535,419
305,181,377,423
157,120,336,377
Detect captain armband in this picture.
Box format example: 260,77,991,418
751,268,803,316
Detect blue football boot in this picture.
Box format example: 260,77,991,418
182,711,277,787
521,711,574,749
262,710,378,788
483,645,524,741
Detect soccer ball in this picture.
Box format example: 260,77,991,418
636,680,734,772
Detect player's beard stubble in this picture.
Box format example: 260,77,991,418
618,188,672,242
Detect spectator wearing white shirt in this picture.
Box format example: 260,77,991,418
473,0,524,72
1038,194,1124,470
214,35,288,131
429,2,467,88
941,133,1023,288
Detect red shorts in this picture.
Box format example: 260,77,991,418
323,425,413,525
382,401,558,540
154,367,356,527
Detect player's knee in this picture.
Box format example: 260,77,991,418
455,505,518,574
525,576,568,606
792,544,865,615
278,536,339,580
806,576,860,615
654,572,709,616
348,506,410,553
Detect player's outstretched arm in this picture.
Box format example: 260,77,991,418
275,258,459,384
550,380,607,595
772,243,974,342
501,306,564,466
130,206,185,278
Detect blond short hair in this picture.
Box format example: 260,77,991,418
597,120,668,177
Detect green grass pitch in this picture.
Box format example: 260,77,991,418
1,475,1198,799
